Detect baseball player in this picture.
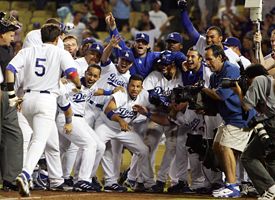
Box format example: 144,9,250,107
124,51,182,192
60,41,104,182
105,12,160,78
94,74,155,192
57,64,106,192
74,42,103,77
63,35,79,59
5,23,81,197
86,37,135,191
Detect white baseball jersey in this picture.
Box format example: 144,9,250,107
89,61,131,107
74,57,89,78
8,44,77,94
100,90,151,131
59,81,98,116
143,71,182,108
23,29,64,49
172,109,205,135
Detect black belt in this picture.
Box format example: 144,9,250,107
74,114,83,118
25,89,50,94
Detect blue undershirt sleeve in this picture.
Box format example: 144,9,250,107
180,11,200,45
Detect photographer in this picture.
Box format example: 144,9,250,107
234,64,275,200
202,44,255,198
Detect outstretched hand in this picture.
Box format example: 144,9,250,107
110,35,122,50
132,104,148,116
105,12,116,30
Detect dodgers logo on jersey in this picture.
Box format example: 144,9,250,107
154,86,172,97
72,93,87,103
107,73,127,88
116,108,137,119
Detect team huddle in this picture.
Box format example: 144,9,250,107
1,1,275,200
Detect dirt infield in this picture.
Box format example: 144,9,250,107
0,191,257,200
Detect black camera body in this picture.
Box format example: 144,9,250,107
186,134,221,171
172,80,205,110
221,75,248,93
172,80,218,115
248,115,274,153
221,60,249,93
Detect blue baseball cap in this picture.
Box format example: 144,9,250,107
82,37,96,45
157,50,175,65
119,49,134,62
223,37,242,49
88,42,103,55
166,32,182,43
135,33,149,44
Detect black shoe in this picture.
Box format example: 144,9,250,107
2,180,18,191
64,176,74,187
134,182,146,192
104,183,127,192
92,177,102,191
240,181,259,197
167,180,194,194
73,181,99,192
151,180,165,193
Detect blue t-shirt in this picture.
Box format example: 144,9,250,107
182,64,204,85
111,28,160,78
210,61,255,128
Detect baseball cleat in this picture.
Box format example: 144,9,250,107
104,183,127,192
16,173,30,197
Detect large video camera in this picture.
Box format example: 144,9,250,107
186,134,221,171
172,80,218,115
172,80,205,110
221,60,249,93
248,115,274,154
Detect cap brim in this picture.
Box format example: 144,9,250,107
135,38,149,44
120,56,133,62
166,38,181,43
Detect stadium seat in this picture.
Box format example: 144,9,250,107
10,1,30,10
32,10,50,18
72,3,84,12
0,1,10,11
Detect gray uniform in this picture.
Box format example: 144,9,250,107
0,46,23,185
241,75,275,194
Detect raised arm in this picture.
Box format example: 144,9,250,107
105,12,127,51
178,0,200,45
101,35,121,64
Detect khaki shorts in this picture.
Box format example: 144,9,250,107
214,123,252,152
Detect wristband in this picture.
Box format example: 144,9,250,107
146,111,152,118
7,82,14,91
103,90,112,95
65,116,72,124
106,110,115,120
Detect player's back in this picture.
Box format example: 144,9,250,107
11,44,75,94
